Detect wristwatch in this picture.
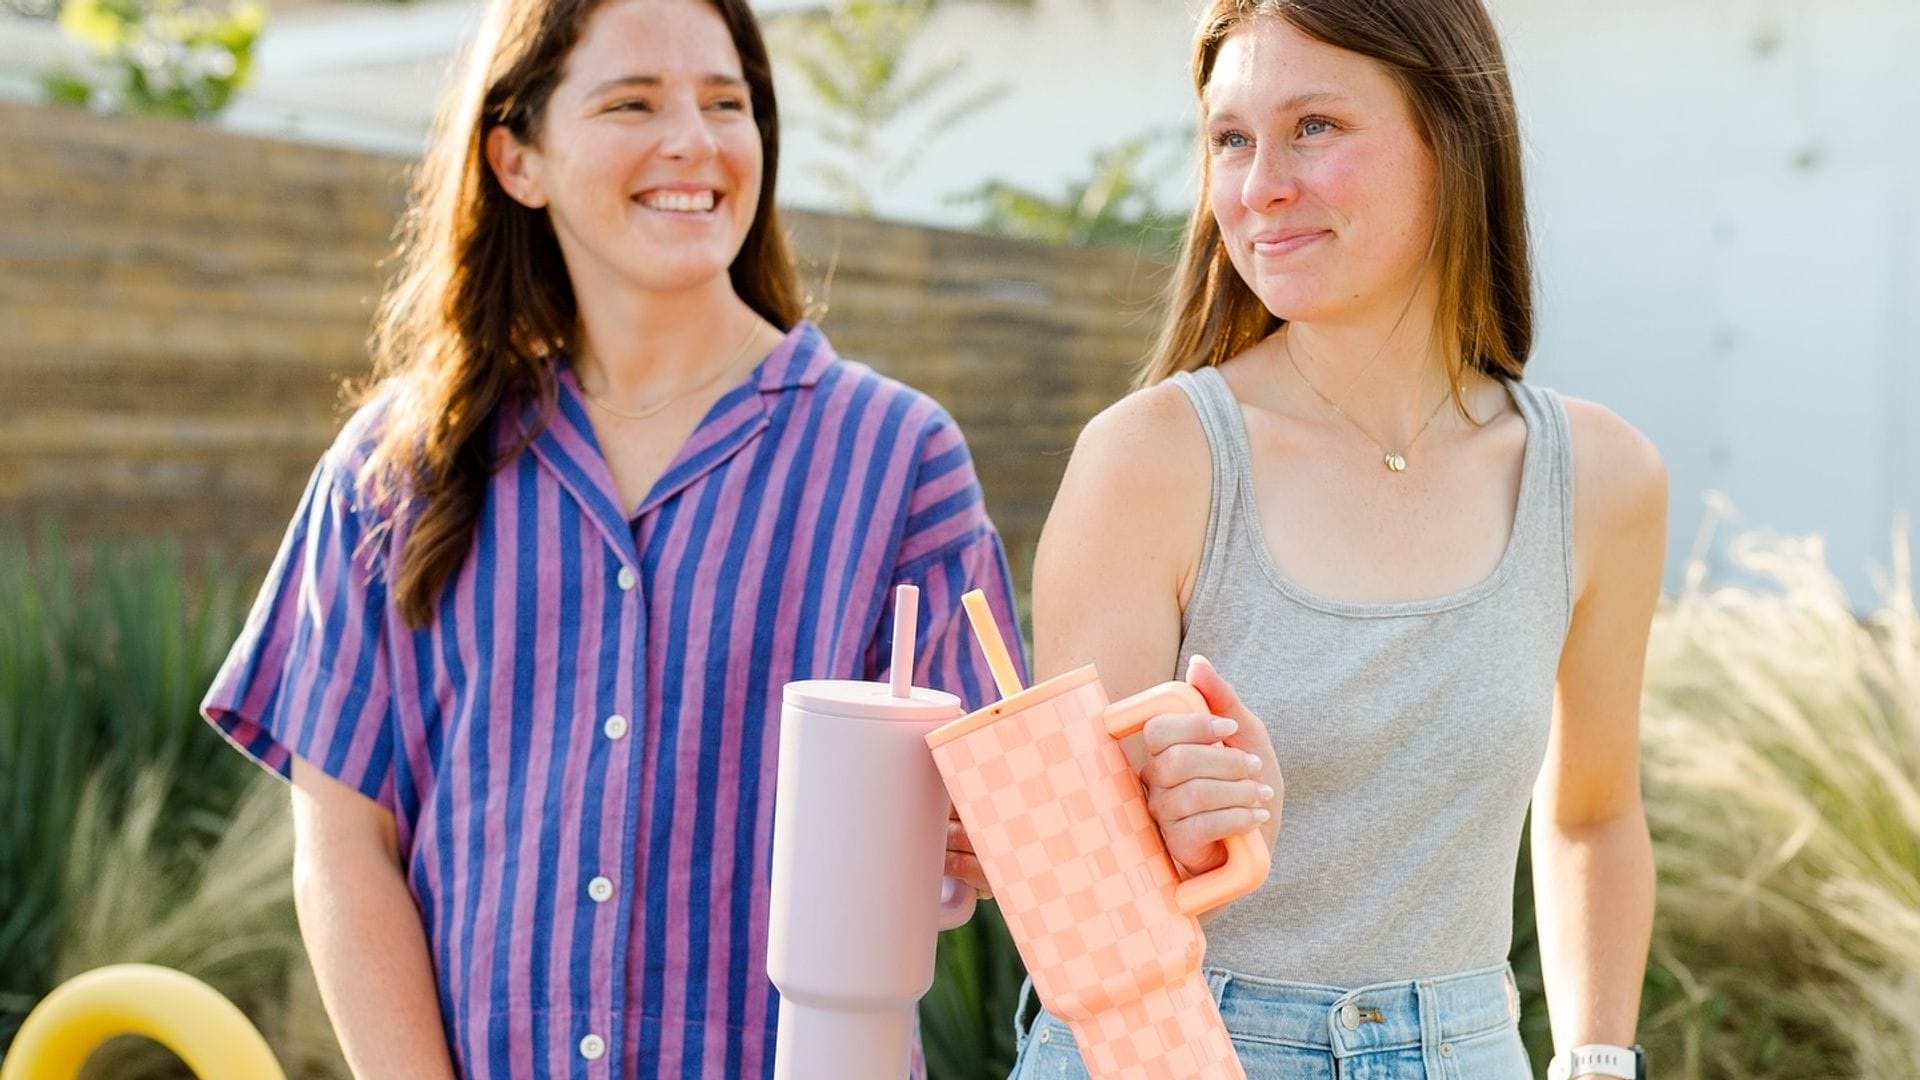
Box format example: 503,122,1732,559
1546,1043,1646,1080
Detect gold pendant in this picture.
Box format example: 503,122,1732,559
1384,452,1407,473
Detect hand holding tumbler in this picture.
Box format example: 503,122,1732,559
926,591,1271,1080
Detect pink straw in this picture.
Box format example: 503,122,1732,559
890,584,918,698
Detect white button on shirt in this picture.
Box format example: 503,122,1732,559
579,1033,605,1060
588,876,615,903
603,714,629,740
616,567,637,591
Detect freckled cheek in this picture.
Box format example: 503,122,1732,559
1298,151,1369,216
1206,165,1251,232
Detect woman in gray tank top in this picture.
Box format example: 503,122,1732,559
1000,1,1667,1077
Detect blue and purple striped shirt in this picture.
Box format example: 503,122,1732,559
203,321,1025,1078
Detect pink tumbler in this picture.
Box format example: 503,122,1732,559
766,587,976,1080
928,592,1271,1080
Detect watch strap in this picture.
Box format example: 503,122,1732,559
1547,1043,1640,1080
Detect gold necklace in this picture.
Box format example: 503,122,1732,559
1284,333,1456,473
577,319,762,422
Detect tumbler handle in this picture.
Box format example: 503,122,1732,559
1104,681,1272,918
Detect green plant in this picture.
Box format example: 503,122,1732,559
1629,523,1920,1078
54,769,342,1079
43,0,265,120
0,531,344,1075
952,130,1190,255
921,901,1026,1079
769,0,1008,216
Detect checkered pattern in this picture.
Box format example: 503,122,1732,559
931,680,1245,1080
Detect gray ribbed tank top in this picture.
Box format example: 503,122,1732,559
1169,365,1574,987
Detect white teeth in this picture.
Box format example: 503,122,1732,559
641,190,715,213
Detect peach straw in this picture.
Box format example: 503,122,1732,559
961,589,1025,700
890,584,919,699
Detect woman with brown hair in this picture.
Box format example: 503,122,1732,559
1009,0,1664,1075
200,0,1021,1075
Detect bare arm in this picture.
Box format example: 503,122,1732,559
1031,385,1281,874
290,757,457,1080
1531,400,1666,1070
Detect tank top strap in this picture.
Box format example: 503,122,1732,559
1168,366,1254,617
1501,378,1576,624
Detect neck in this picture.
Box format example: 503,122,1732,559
1274,276,1462,444
571,275,765,401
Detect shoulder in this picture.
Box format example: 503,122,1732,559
1559,395,1667,522
327,390,398,474
302,384,423,554
1068,376,1211,499
1045,377,1213,581
808,352,976,467
1557,394,1668,590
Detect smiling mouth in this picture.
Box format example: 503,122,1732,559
1253,231,1328,255
637,190,719,213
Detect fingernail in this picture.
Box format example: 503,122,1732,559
1245,752,1263,771
1253,808,1271,823
1211,718,1236,736
1258,785,1275,800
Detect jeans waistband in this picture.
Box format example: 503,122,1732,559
1208,963,1521,1057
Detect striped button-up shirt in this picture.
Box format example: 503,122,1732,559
204,322,1025,1078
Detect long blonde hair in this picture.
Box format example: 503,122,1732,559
1140,0,1532,393
358,0,802,627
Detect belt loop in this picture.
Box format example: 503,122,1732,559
1206,968,1231,1005
1416,977,1447,1076
1013,976,1038,1051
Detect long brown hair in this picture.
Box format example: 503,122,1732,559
1140,0,1531,392
358,0,802,627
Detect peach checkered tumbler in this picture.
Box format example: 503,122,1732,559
929,592,1270,1080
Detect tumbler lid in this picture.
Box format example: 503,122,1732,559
783,679,963,721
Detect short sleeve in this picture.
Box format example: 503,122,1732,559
201,429,397,810
867,407,1029,712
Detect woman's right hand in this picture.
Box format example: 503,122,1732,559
1138,655,1283,876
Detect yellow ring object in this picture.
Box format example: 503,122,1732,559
0,964,286,1080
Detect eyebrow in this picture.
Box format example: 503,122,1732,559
1206,89,1348,119
585,73,749,96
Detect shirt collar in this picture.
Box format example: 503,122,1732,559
755,320,835,391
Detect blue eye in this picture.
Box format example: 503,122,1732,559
1210,130,1251,151
1298,117,1336,137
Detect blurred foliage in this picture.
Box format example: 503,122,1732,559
42,0,264,120
0,530,346,1076
768,0,1008,216
953,128,1190,256
1628,521,1920,1077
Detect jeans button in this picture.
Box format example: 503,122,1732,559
1440,1042,1455,1057
1338,1003,1360,1030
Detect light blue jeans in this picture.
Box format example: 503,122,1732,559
1006,963,1531,1080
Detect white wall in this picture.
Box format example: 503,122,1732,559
1492,0,1920,602
774,0,1920,603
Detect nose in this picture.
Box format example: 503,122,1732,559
1240,144,1299,211
658,97,720,161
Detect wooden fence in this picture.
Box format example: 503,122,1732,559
0,101,1169,584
